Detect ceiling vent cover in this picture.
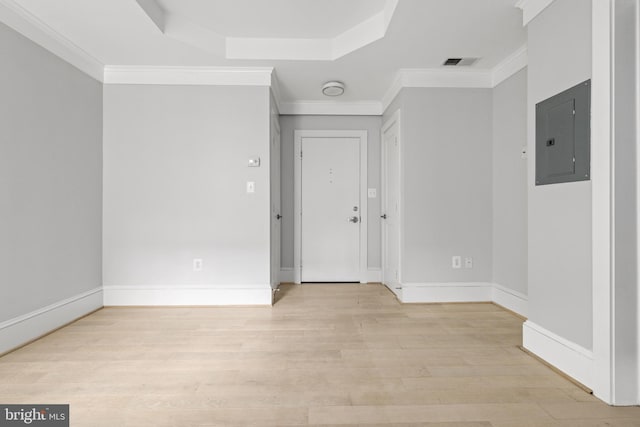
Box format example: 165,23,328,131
443,57,479,67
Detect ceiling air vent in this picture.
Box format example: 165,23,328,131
443,57,479,67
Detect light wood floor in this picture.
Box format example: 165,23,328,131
1,283,639,426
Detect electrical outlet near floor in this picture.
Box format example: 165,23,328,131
464,257,473,268
193,258,203,272
452,256,462,269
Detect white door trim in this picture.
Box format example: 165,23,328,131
381,110,403,294
591,0,614,404
294,130,368,284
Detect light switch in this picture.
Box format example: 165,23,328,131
452,256,461,269
368,188,377,198
246,181,255,193
248,157,261,167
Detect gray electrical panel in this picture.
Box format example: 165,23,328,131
535,80,590,185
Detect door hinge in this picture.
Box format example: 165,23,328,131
300,151,303,159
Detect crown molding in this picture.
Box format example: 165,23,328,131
269,70,283,113
0,0,104,81
400,68,493,88
103,66,274,86
382,45,529,114
279,101,383,116
136,0,398,61
381,71,405,113
381,68,494,113
0,0,529,117
515,0,557,26
492,45,528,86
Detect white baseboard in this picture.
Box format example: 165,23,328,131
401,282,493,303
103,284,272,306
523,320,594,388
279,268,294,283
365,268,382,283
0,287,103,355
492,283,528,317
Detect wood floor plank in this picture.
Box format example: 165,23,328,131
0,283,637,426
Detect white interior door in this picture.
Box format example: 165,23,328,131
382,114,401,296
270,119,281,288
300,137,360,282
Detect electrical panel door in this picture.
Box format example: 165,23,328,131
535,80,590,185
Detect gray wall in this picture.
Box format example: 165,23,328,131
103,85,271,288
393,88,494,284
527,0,593,349
279,115,382,271
492,69,528,295
0,22,103,322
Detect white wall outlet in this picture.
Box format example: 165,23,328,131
452,256,462,269
521,146,528,159
367,188,377,198
248,157,260,167
464,257,473,268
193,258,203,272
246,181,255,193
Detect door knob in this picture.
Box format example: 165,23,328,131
349,216,359,223
276,214,282,220
380,214,387,219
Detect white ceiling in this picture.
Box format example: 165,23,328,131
9,0,526,108
158,0,388,38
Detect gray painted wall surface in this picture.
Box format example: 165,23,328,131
399,88,493,283
0,22,103,322
527,0,593,349
279,115,382,271
492,69,528,295
103,85,271,287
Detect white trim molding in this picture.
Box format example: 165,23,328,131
523,321,594,388
393,282,528,318
0,0,104,81
515,0,557,26
103,284,272,306
492,45,528,87
492,283,529,317
279,101,383,116
401,282,493,304
382,69,494,112
0,287,103,355
592,0,614,404
104,66,274,86
382,52,529,114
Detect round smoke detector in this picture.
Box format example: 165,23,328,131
322,81,345,96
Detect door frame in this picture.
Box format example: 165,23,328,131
381,110,403,294
294,130,368,284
